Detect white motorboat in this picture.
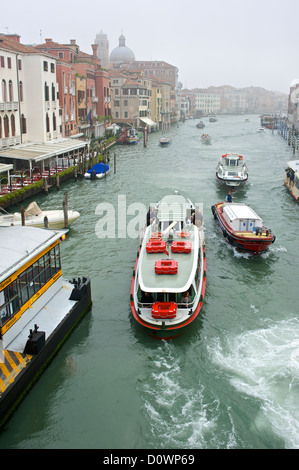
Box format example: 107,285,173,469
84,162,109,179
130,192,206,339
0,201,80,229
159,137,171,146
216,153,248,187
201,134,212,144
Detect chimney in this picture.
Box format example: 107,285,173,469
92,44,97,57
70,39,76,45
45,38,52,43
7,34,21,43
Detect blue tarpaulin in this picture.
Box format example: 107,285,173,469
87,163,109,174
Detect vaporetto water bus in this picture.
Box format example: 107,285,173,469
0,226,91,428
130,192,206,339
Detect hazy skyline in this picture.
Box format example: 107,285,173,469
2,0,299,94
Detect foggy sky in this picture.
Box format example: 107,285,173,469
2,0,299,94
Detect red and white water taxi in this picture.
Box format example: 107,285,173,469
211,202,275,253
131,192,206,339
216,153,248,187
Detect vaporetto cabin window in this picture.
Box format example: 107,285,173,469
0,244,61,328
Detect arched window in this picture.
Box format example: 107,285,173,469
4,115,9,137
10,114,15,136
52,112,56,131
44,82,49,101
19,81,23,102
2,79,7,102
46,113,50,132
21,114,27,134
9,80,13,101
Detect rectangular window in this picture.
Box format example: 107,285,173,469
0,56,4,68
58,52,64,58
51,63,55,73
43,61,48,71
7,57,11,69
18,59,22,70
0,245,61,328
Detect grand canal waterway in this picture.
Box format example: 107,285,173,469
0,114,298,449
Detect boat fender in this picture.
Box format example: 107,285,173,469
177,231,190,238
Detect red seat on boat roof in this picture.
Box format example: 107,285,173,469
146,240,167,253
171,241,192,253
155,259,178,274
151,302,177,319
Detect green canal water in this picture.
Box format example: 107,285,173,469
0,114,298,449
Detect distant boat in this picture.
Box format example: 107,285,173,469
209,115,217,122
84,162,109,179
216,153,248,187
201,134,212,144
159,137,171,146
196,121,205,129
258,127,265,133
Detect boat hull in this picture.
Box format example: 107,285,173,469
130,245,206,340
0,211,80,229
0,277,92,429
211,204,275,253
216,173,248,187
284,178,299,202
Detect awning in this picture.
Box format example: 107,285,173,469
0,139,88,164
139,117,158,128
0,163,13,173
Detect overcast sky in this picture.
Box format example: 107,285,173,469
2,0,299,94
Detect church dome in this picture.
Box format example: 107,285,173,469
109,33,135,63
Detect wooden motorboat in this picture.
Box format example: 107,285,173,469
211,202,275,253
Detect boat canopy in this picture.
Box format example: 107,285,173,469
223,203,262,222
287,160,299,173
87,163,109,174
157,194,192,222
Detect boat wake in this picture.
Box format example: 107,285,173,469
138,341,237,449
208,317,299,448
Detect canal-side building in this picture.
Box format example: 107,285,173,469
35,39,111,138
0,33,62,147
34,39,78,138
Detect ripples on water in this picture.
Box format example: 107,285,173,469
1,115,298,449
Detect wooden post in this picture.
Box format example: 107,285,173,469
63,191,68,229
105,155,107,178
44,177,48,193
44,216,49,228
21,206,25,226
114,152,116,174
56,173,60,189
